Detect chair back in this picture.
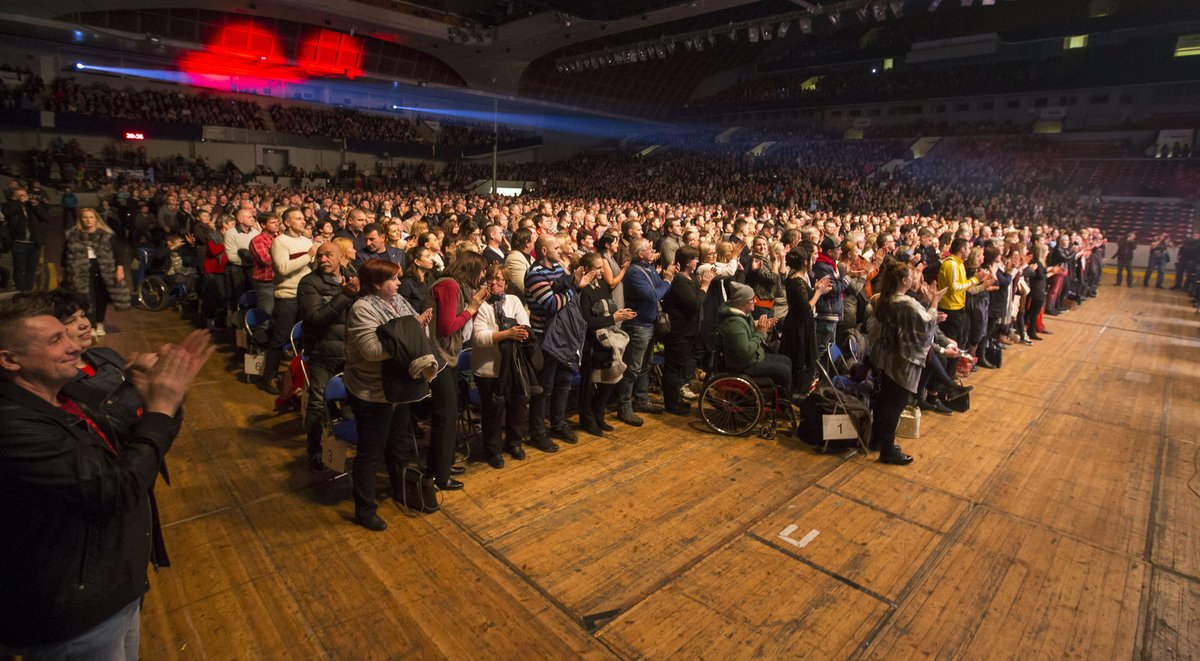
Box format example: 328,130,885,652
289,321,303,356
237,289,257,310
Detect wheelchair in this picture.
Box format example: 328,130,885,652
697,367,796,440
133,248,192,312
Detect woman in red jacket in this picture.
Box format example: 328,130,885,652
425,251,488,490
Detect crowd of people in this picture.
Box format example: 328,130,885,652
1,128,1198,657
38,77,537,148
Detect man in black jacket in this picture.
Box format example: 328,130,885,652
297,242,358,471
0,296,212,659
1,187,49,291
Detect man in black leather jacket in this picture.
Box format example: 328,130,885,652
0,296,212,658
296,242,357,471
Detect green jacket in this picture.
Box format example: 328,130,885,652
716,304,765,371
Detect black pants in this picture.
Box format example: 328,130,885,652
871,371,911,457
938,307,968,348
200,271,228,323
348,394,413,518
476,375,527,456
662,333,697,410
261,296,298,380
1026,297,1045,337
529,355,574,433
11,241,38,292
88,260,111,324
426,367,458,484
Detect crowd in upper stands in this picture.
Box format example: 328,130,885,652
47,80,269,129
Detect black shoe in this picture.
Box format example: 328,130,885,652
1029,334,1043,341
485,454,505,469
977,357,997,369
449,465,465,475
435,477,464,491
879,452,914,466
308,454,326,473
596,417,615,432
506,444,526,460
1045,309,1060,316
617,410,644,427
918,397,954,415
632,401,664,414
579,419,605,437
353,513,388,531
550,425,578,444
665,403,691,416
528,436,559,453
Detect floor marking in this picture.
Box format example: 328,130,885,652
777,526,820,549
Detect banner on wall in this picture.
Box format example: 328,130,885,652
1157,128,1195,148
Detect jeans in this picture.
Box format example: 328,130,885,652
814,318,837,373
304,360,343,457
261,296,298,381
871,371,911,457
1144,256,1166,287
348,394,413,517
617,323,655,410
252,279,275,317
529,355,575,431
1115,259,1133,286
745,353,793,394
11,241,38,292
1,598,141,661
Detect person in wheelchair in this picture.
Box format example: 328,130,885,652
715,281,792,395
162,234,200,297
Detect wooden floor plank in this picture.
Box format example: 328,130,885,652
599,536,890,660
240,490,613,659
982,413,1156,557
489,437,839,617
816,463,970,535
748,484,948,602
1143,569,1200,660
864,509,1145,660
1151,438,1200,580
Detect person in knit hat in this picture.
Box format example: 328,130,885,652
715,281,792,393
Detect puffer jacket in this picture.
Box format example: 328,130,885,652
296,269,351,366
715,304,766,372
0,382,180,647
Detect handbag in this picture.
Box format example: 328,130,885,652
940,385,971,413
897,405,921,439
982,339,1003,369
955,353,977,379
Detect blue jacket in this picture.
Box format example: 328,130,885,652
812,254,847,321
624,261,671,327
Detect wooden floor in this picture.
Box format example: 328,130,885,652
96,284,1200,660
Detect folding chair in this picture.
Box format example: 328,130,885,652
321,373,357,476
455,350,481,453
814,360,870,455
242,308,271,382
290,321,309,412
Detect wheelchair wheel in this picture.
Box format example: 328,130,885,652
699,376,763,436
138,276,170,311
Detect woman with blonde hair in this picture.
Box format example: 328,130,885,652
62,207,130,336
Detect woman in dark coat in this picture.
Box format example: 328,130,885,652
661,245,713,416
778,241,831,395
62,207,131,337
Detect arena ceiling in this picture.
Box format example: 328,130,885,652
3,0,1198,117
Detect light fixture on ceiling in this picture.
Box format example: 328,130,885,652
798,16,812,33
777,21,789,38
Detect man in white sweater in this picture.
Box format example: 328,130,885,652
258,207,317,394
223,207,260,306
